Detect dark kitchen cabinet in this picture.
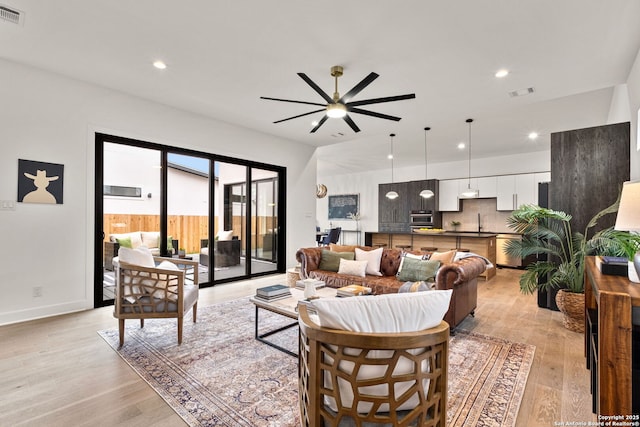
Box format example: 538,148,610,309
379,180,441,231
378,182,409,232
407,180,439,212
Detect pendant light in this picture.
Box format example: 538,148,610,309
460,118,479,198
385,133,399,200
419,127,434,198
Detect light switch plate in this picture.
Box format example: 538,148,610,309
0,200,16,210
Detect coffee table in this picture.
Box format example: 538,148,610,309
250,286,337,357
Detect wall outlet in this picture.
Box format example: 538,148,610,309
32,287,43,298
0,200,16,211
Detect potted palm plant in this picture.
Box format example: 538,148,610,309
504,194,640,332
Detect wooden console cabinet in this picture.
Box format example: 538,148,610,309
584,256,639,416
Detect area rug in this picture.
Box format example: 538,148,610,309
98,298,535,427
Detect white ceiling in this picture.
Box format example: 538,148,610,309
1,1,639,176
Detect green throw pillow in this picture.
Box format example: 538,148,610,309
397,258,441,282
156,235,174,251
116,236,133,248
318,250,355,272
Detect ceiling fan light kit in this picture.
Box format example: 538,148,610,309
326,103,347,118
460,118,479,199
420,126,434,199
261,65,415,133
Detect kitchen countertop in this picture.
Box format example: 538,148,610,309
367,231,498,238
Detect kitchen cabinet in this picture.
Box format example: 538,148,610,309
378,182,409,232
476,176,497,198
407,179,439,212
438,179,462,211
496,172,550,211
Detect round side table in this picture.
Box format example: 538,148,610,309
287,267,301,287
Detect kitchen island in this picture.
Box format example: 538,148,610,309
364,231,497,279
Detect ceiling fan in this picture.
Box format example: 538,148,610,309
260,65,416,133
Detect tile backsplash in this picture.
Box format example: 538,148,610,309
442,198,514,233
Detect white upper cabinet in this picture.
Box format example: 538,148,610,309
438,179,462,211
476,176,497,198
496,172,551,211
440,172,550,212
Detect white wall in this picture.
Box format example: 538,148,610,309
623,47,640,179
316,151,550,234
0,58,317,325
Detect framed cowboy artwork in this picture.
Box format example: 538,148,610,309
18,159,64,204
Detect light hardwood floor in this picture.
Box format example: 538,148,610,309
0,268,594,426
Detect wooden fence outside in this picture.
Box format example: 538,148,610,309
104,214,277,254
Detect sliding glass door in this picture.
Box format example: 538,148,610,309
95,133,285,307
251,168,279,273
167,152,211,285
100,142,162,305
211,161,247,281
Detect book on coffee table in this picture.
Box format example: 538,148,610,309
337,284,372,297
256,284,290,298
295,278,325,290
253,292,291,302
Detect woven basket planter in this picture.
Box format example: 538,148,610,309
555,289,585,333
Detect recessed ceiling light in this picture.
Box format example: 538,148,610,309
311,120,319,126
458,142,465,150
528,132,539,140
387,154,393,160
495,69,509,78
153,60,167,70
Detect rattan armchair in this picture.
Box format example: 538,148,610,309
113,257,199,347
298,304,449,427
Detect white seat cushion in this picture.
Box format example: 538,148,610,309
310,290,452,333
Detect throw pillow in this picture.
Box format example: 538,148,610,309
329,244,360,252
355,247,383,276
397,258,441,282
116,236,133,248
117,246,155,267
429,250,456,264
396,252,426,276
155,235,174,251
217,230,234,241
318,250,355,272
140,231,160,248
337,259,368,277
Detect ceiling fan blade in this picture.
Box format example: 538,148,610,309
274,109,325,124
260,96,326,107
339,72,379,103
298,73,333,104
310,115,329,133
348,93,416,107
343,115,361,132
349,107,402,121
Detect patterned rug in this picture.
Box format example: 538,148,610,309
98,298,535,427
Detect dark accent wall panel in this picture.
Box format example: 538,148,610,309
550,122,630,235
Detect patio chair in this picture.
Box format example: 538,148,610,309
113,247,199,346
